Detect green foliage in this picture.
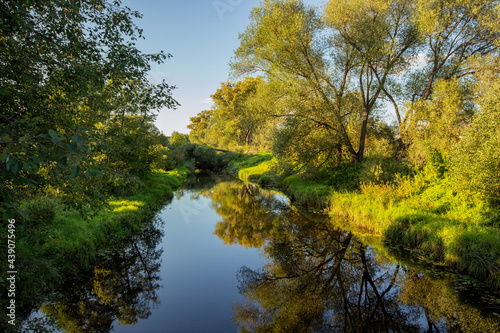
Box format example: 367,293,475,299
0,169,188,328
0,0,178,218
170,131,190,147
385,214,448,261
358,157,413,186
98,115,168,179
231,151,500,288
448,229,500,288
450,72,500,207
156,140,238,172
282,176,333,209
188,77,274,150
404,79,474,166
20,195,64,228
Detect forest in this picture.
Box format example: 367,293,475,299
1,0,500,330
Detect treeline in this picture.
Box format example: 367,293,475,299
0,0,182,218
163,132,237,171
189,0,500,213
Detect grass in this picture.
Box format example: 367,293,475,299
282,175,333,210
329,177,500,289
232,153,500,290
0,167,190,329
227,152,273,175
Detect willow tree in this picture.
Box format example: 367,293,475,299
325,0,420,161
231,0,419,165
397,0,499,160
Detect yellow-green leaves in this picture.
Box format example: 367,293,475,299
405,78,473,165
414,0,499,36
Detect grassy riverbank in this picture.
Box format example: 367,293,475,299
229,153,500,290
1,168,190,329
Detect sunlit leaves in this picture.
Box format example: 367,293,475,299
0,0,178,217
189,77,272,149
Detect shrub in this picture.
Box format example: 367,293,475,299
448,229,500,288
192,145,219,170
21,194,64,228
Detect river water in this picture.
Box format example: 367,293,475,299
22,175,500,332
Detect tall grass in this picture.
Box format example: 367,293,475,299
232,154,500,289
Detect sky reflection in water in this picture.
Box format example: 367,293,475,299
31,177,500,332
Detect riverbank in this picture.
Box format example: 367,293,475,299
1,168,190,329
229,153,500,291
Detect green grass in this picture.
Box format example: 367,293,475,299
227,152,273,174
231,154,500,290
233,153,333,210
282,175,333,210
329,176,500,289
1,168,190,327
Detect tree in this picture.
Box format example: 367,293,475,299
450,62,500,206
169,131,190,147
188,77,272,149
188,110,214,144
398,0,499,157
231,0,419,164
325,0,420,161
0,0,178,217
404,78,474,165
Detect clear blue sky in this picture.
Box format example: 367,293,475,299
121,0,323,136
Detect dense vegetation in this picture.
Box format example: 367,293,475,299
0,1,237,329
189,0,500,289
0,0,180,219
2,0,500,329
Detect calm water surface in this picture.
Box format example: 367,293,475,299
24,175,500,332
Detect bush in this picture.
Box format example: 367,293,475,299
105,171,144,197
359,157,413,185
21,194,64,228
192,145,219,170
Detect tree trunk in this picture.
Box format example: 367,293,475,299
356,107,370,162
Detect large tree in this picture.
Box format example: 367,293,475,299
395,0,499,158
0,0,177,217
231,0,419,163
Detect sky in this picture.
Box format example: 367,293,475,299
120,0,323,136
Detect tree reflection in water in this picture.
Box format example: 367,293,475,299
208,182,500,333
41,217,164,332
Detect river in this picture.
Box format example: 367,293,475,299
22,175,500,332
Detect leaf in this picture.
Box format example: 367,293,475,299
19,136,30,142
49,129,65,144
11,161,21,174
71,165,82,178
71,133,83,144
48,129,58,139
22,161,34,173
17,208,29,220
58,156,68,167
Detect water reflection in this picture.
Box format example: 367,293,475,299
206,181,500,332
207,182,288,248
21,179,500,332
39,217,164,332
